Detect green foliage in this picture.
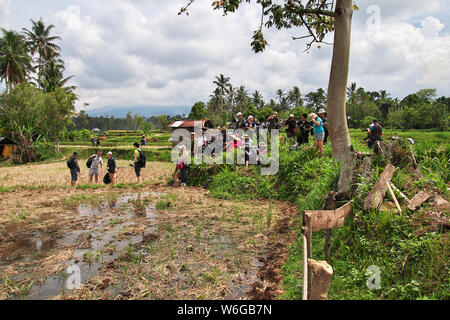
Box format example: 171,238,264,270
188,101,208,120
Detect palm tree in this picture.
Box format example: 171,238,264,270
0,28,33,91
22,18,61,87
226,84,237,113
251,90,264,109
213,74,231,96
208,88,225,114
40,59,76,93
346,82,357,99
288,86,303,108
235,86,249,111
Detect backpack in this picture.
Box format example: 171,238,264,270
67,157,75,169
103,172,111,184
86,155,94,168
137,149,146,168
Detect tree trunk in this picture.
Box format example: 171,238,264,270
327,0,353,163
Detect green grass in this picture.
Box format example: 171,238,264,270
188,134,449,300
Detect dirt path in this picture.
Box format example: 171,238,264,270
0,183,298,300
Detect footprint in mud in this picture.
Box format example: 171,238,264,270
1,192,164,300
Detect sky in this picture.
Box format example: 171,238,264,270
1,0,450,116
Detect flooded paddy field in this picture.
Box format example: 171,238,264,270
0,165,298,300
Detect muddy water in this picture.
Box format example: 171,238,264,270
1,192,164,300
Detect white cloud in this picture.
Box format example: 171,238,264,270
350,16,450,97
4,0,449,113
0,0,11,27
420,16,445,38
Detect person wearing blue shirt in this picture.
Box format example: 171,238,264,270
310,113,324,157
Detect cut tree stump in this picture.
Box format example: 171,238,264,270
408,191,431,211
308,259,333,300
364,163,396,211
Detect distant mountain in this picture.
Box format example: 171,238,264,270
84,105,191,118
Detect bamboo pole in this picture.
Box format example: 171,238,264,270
386,181,402,215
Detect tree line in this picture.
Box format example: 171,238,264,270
0,19,77,162
188,74,449,131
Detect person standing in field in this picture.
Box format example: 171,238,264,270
88,150,103,184
297,113,313,146
106,151,117,185
310,113,325,157
318,108,328,144
368,119,383,148
132,142,145,184
285,114,297,142
68,152,81,186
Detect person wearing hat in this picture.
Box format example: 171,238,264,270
285,114,297,141
68,152,81,186
235,112,246,130
106,151,117,185
318,108,328,144
310,113,325,157
246,115,256,130
367,119,383,148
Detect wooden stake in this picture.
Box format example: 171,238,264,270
389,182,410,203
386,181,402,215
302,233,308,300
308,259,333,300
304,213,313,300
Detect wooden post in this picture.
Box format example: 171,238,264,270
301,233,308,300
308,259,333,300
324,192,336,263
304,212,313,300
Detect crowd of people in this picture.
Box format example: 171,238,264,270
68,111,385,187
66,142,146,187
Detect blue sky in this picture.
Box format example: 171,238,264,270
1,0,449,115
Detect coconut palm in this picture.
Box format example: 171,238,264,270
40,60,76,93
346,82,357,99
22,18,61,86
235,86,249,110
0,28,33,90
288,86,303,108
213,74,231,96
251,90,264,109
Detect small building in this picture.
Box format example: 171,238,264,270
167,119,215,147
0,137,18,159
168,119,215,133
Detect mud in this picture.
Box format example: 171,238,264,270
0,185,299,300
1,192,164,299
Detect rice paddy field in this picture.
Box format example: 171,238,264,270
0,129,448,300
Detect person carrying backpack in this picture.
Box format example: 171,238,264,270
368,119,383,148
132,142,146,184
67,152,81,186
87,150,103,184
